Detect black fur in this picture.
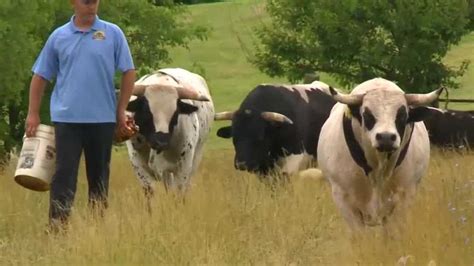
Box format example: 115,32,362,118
423,108,474,148
217,84,336,175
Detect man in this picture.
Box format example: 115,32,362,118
25,0,135,230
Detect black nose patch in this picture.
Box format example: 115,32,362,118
376,132,397,152
150,132,171,151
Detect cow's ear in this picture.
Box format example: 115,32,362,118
126,96,143,112
348,104,362,123
217,126,232,138
408,106,432,122
178,100,198,114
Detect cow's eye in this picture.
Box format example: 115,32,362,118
395,106,408,135
363,108,376,130
396,106,408,123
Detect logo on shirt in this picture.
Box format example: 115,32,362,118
93,30,106,41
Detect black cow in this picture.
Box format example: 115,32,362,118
423,107,474,148
215,81,337,177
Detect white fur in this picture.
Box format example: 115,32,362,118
276,151,313,175
126,68,214,193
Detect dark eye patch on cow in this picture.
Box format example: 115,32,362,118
127,97,155,136
395,106,408,137
177,100,198,114
126,96,145,113
362,108,376,130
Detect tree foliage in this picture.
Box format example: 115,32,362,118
150,0,224,5
253,0,473,92
0,1,60,161
0,0,208,163
101,0,207,76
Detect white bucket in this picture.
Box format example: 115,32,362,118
14,124,56,191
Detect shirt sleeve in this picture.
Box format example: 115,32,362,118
32,33,58,82
114,26,135,73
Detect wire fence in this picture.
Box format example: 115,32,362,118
438,98,474,109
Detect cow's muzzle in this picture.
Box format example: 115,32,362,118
375,132,397,152
234,159,270,175
149,132,171,152
234,160,248,171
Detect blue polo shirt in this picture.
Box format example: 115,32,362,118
32,16,134,123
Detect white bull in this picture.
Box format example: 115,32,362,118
125,68,214,208
317,78,442,229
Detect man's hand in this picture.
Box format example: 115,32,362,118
25,113,41,137
114,112,139,143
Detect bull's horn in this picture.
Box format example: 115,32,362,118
176,85,210,101
261,112,293,124
405,87,444,106
132,84,147,96
214,111,235,121
329,86,364,105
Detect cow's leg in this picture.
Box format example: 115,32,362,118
174,150,196,195
385,185,417,227
126,140,156,214
162,171,173,192
331,184,365,230
164,134,199,194
142,179,155,215
161,172,188,205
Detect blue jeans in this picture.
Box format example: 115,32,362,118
49,122,115,224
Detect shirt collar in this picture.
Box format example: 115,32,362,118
68,15,102,33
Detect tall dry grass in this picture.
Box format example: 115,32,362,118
0,148,472,265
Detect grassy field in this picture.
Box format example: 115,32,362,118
0,0,473,265
0,149,472,265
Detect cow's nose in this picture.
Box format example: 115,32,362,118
375,132,397,152
150,132,170,151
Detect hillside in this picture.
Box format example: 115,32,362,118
164,0,474,109
162,0,474,148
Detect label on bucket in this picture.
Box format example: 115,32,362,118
39,144,56,170
18,139,40,169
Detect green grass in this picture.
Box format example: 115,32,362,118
164,0,284,112
160,0,474,149
444,32,474,109
164,0,474,108
164,0,287,149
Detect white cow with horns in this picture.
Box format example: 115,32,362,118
317,78,442,229
125,68,214,208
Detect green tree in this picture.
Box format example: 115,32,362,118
150,0,224,5
0,0,207,164
0,1,60,163
253,0,473,92
100,0,207,76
